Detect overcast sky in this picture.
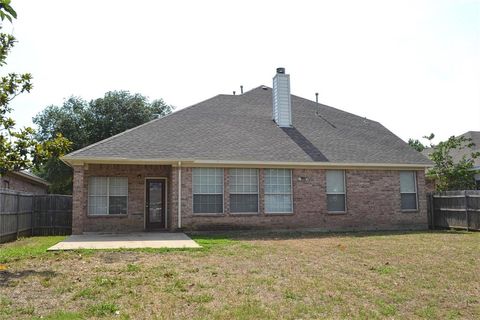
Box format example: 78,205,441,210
4,0,480,144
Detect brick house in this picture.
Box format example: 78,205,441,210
1,171,49,194
63,68,431,234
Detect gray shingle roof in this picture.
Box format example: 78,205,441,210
65,86,431,165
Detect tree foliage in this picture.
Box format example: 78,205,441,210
407,133,434,152
0,1,70,176
0,0,15,22
425,135,479,191
33,91,174,193
408,138,426,152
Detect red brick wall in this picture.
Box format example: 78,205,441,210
72,165,428,233
2,173,48,194
72,164,172,234
180,168,428,231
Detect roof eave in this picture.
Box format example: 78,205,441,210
9,171,50,186
61,156,431,170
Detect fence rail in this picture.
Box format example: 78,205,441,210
0,189,72,243
428,190,480,231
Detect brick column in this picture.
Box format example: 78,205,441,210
170,166,178,231
416,170,428,225
72,165,85,234
259,169,265,215
181,167,192,225
224,169,230,215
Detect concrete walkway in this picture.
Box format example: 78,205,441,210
47,232,201,251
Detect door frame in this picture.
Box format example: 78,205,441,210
144,177,168,230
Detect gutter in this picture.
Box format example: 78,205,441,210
60,156,431,170
177,161,182,229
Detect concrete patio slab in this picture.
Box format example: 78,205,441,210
47,232,201,251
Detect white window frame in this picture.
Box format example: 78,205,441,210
264,169,293,214
400,171,418,211
229,168,259,214
88,176,128,216
326,170,347,213
192,168,224,214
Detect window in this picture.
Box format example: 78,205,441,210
400,171,417,210
88,177,128,215
326,170,346,212
229,168,258,213
264,169,292,213
193,168,223,214
3,180,9,189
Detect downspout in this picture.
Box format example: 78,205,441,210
177,161,182,229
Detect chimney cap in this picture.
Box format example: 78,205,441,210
276,67,285,74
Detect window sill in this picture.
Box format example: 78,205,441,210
87,214,128,218
229,212,259,216
401,209,418,213
192,213,226,217
327,211,347,215
265,212,294,216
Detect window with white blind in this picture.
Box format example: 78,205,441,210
193,168,224,214
400,171,417,210
326,170,346,212
88,177,128,215
264,169,293,213
229,168,258,213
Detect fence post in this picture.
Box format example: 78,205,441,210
0,192,3,243
464,191,469,231
428,193,434,229
426,193,431,229
16,193,20,240
53,196,57,235
31,195,35,236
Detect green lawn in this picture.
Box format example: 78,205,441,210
0,231,479,319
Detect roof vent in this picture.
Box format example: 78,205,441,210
272,67,292,127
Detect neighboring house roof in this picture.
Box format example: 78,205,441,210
8,171,50,186
423,131,480,169
64,86,431,167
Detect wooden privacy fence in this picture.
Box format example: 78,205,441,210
0,189,72,243
427,190,480,231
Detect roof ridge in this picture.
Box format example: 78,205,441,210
289,93,380,125
245,85,380,124
65,94,223,158
242,85,269,95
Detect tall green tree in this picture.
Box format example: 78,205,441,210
0,1,70,177
425,135,479,191
33,91,173,193
87,91,172,142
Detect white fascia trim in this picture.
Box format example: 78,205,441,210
190,160,431,170
62,156,431,170
61,156,195,166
